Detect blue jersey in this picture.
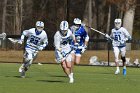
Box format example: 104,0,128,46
70,25,89,55
71,25,88,46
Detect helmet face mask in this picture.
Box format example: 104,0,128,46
60,30,68,36
73,18,81,31
36,21,44,32
60,21,69,36
114,19,122,29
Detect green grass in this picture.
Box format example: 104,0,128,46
0,63,140,93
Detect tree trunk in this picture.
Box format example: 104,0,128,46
106,5,111,34
123,1,136,50
15,0,23,35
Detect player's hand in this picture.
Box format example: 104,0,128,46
73,43,79,49
61,51,66,57
38,46,44,51
18,40,23,44
57,48,62,52
81,45,87,53
105,34,110,39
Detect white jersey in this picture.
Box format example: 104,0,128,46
110,27,131,47
54,29,74,53
22,28,48,50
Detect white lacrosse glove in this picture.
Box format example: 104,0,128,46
18,39,23,44
105,34,110,39
74,43,79,49
81,45,87,53
38,46,44,51
57,48,62,52
61,51,66,57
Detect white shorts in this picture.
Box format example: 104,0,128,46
113,46,126,62
24,48,38,60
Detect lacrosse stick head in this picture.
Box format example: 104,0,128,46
8,38,19,44
114,19,122,29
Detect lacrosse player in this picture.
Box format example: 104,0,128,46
18,21,48,78
110,18,131,75
70,18,89,64
54,21,75,83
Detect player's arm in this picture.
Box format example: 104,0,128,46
83,29,89,47
18,30,30,44
123,28,132,41
38,33,48,51
54,31,61,51
81,29,89,53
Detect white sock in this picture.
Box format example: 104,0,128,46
116,67,119,70
123,66,126,69
68,73,74,78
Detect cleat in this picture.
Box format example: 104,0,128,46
38,63,43,65
123,69,126,76
69,78,74,83
69,73,74,83
20,70,25,78
19,65,26,78
115,69,120,75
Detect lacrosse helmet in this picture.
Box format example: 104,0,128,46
73,18,81,25
73,18,81,31
114,19,122,29
60,21,69,36
36,21,44,32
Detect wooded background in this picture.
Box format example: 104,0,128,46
0,0,140,49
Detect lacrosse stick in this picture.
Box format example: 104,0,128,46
85,25,113,41
8,38,22,44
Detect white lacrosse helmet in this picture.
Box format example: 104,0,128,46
114,19,122,29
36,21,44,31
60,21,69,36
73,18,81,25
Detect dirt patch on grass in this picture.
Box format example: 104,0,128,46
0,50,139,64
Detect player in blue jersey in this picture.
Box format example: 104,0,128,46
18,21,48,78
70,18,89,64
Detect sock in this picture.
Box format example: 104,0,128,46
68,73,74,79
116,67,119,70
123,66,126,69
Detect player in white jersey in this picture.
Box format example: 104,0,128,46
18,21,48,78
110,19,131,75
54,21,75,83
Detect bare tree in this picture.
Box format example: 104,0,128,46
123,0,136,50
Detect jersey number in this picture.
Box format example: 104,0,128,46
30,35,40,45
114,35,121,41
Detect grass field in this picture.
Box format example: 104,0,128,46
0,63,140,93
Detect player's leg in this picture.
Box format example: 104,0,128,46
113,47,120,74
61,61,71,76
120,47,126,75
19,49,34,77
74,49,82,64
66,54,74,83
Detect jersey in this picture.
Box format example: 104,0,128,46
54,29,75,63
70,25,89,55
22,28,48,51
54,29,74,53
110,27,131,47
70,25,89,46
